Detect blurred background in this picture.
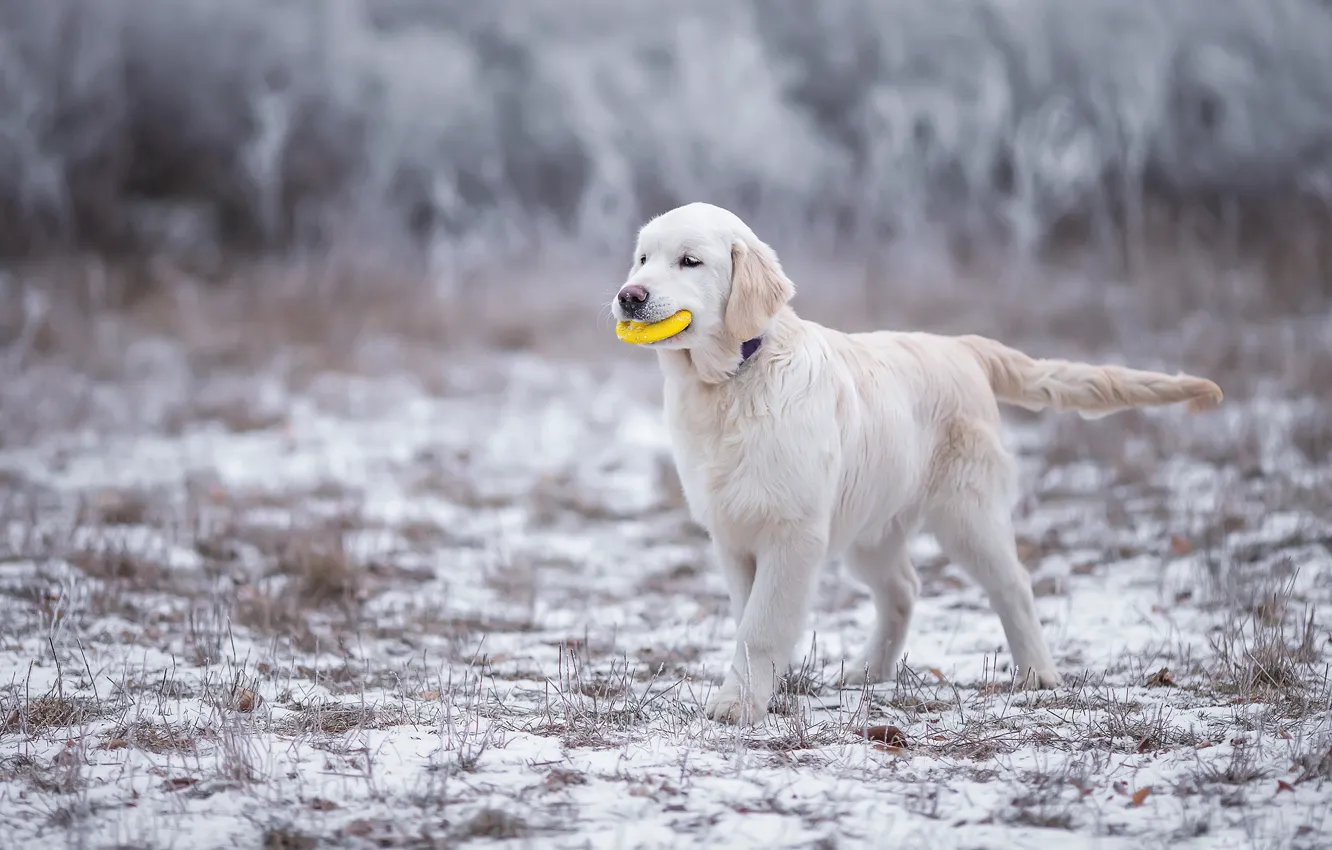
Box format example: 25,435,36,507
3,0,1332,400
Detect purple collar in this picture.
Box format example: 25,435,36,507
740,336,762,363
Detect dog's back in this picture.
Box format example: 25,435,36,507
826,322,1221,424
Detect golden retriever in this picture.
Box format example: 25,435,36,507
610,202,1222,725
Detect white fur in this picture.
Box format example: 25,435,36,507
611,202,1223,725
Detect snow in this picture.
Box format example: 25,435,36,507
0,340,1329,850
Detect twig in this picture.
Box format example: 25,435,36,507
48,636,63,699
77,638,100,703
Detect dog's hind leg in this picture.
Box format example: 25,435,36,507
841,522,920,686
926,420,1062,689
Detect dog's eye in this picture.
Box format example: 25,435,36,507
638,255,647,265
680,255,702,268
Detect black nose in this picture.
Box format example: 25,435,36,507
618,285,649,310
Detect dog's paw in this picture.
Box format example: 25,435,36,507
1017,668,1063,690
839,657,888,688
704,688,765,725
839,667,870,688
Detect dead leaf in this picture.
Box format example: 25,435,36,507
872,743,905,754
928,668,948,683
1277,780,1295,794
234,688,260,712
861,725,909,747
1130,786,1152,807
104,738,129,750
1170,535,1193,556
163,777,197,791
1146,667,1175,687
309,797,338,811
418,690,441,701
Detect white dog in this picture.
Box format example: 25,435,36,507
610,202,1222,725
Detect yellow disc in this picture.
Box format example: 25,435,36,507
615,310,692,345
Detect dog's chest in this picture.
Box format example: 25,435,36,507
663,386,730,518
662,378,829,527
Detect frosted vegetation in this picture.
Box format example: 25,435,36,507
2,0,1331,274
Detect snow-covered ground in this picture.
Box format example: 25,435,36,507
1,287,1329,850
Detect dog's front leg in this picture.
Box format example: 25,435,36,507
706,528,825,725
713,541,756,623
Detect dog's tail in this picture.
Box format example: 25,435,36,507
959,335,1223,418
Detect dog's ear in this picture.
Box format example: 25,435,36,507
726,237,794,341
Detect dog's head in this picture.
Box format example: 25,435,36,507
611,202,794,350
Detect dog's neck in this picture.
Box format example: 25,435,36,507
659,307,794,386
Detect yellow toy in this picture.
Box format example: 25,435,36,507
615,310,692,345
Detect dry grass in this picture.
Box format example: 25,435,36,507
99,721,203,754
1002,760,1090,831
4,696,101,734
